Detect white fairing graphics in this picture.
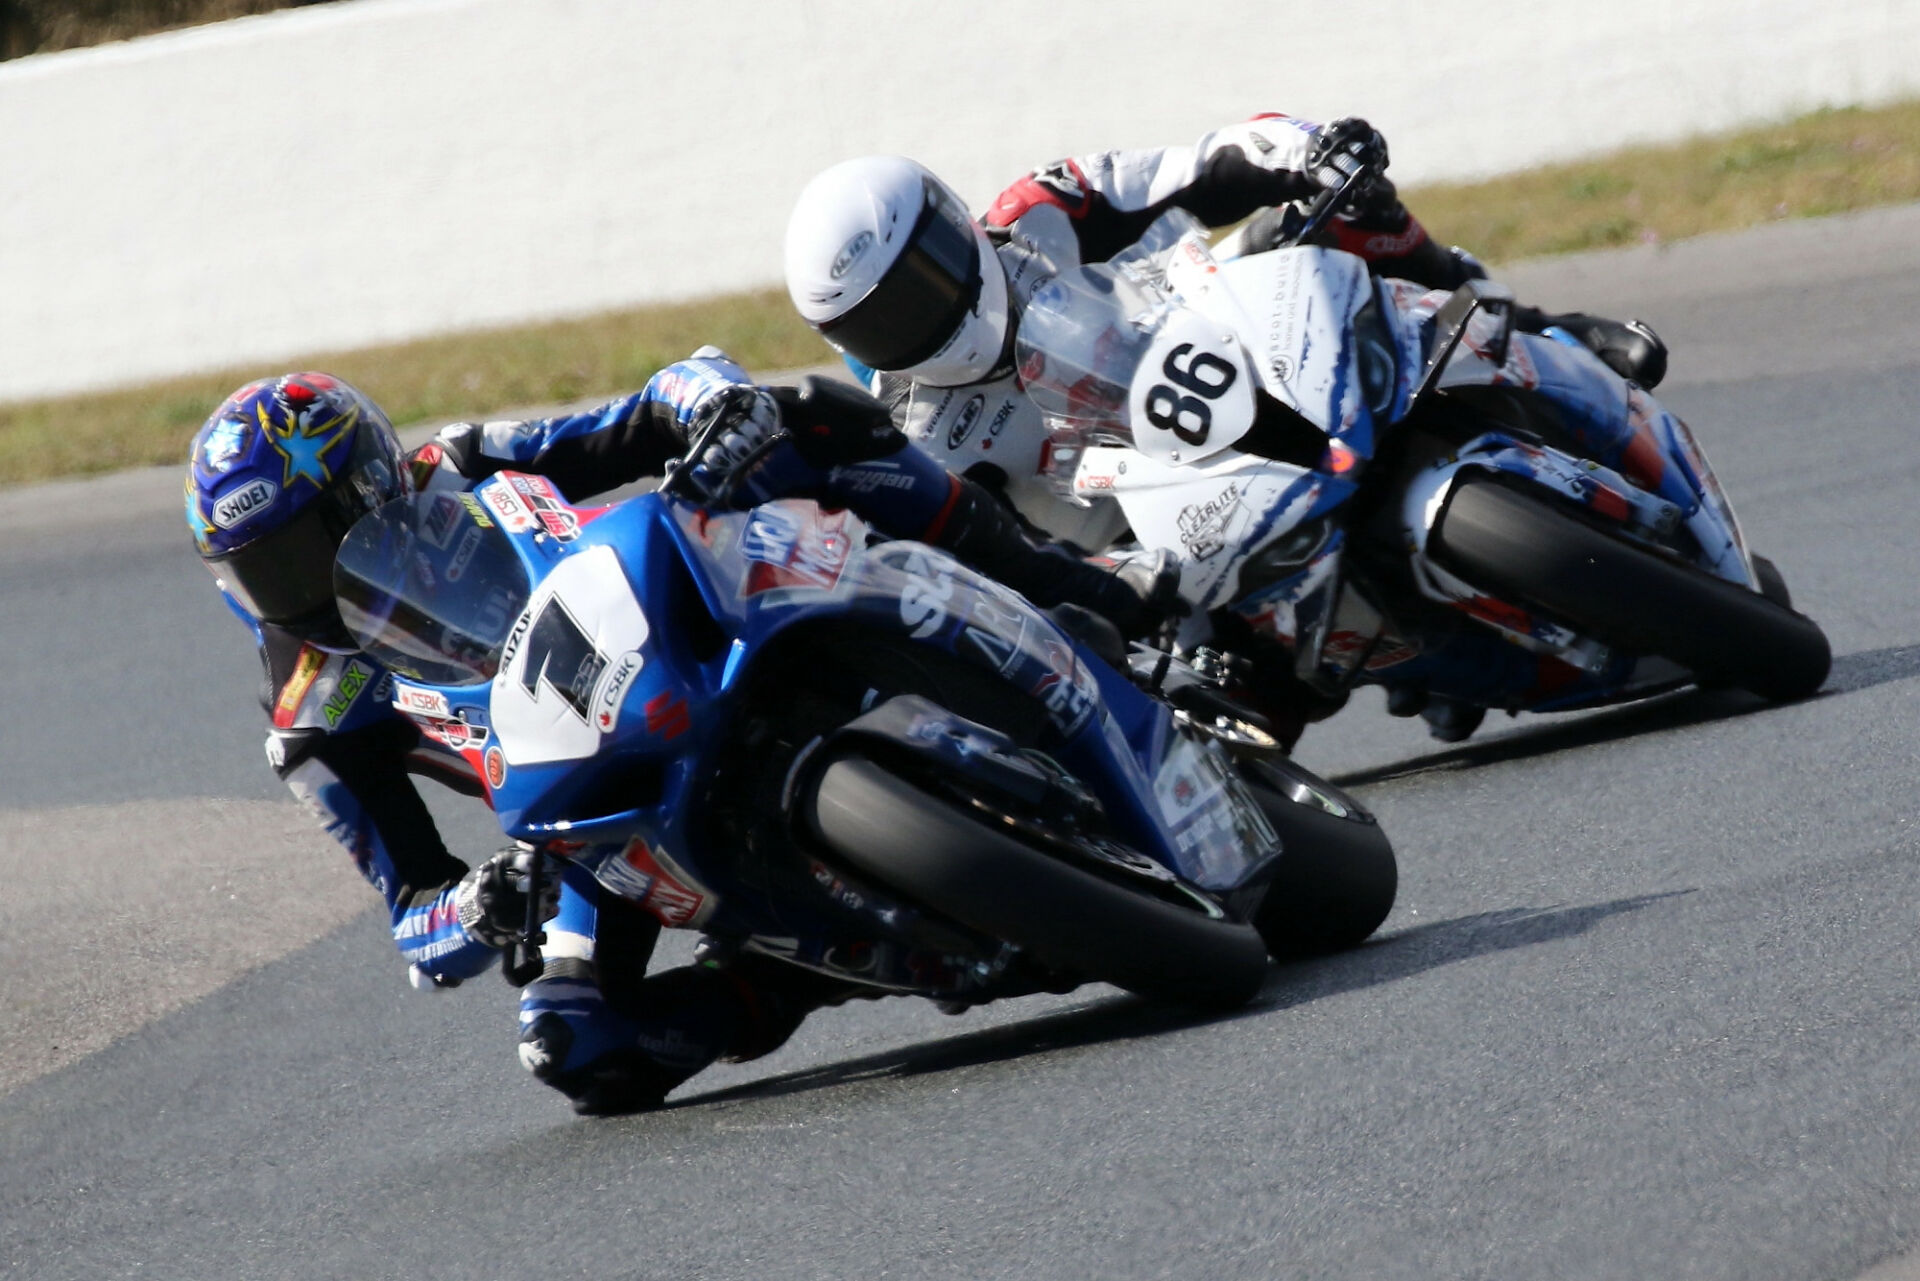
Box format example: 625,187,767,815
1075,446,1319,615
491,546,650,766
1199,246,1374,436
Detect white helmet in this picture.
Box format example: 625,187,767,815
785,156,1011,387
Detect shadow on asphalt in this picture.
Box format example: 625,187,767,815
1823,642,1920,695
1332,687,1770,788
1333,641,1920,790
662,890,1689,1114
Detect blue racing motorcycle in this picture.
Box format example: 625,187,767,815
331,439,1396,1012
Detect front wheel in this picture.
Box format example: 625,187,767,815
1238,757,1397,959
1431,476,1830,702
807,757,1271,1008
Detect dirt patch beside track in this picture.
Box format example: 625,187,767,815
0,797,377,1097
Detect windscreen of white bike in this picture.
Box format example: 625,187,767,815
1018,263,1255,466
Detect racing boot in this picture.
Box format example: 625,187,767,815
931,477,1184,639
517,965,703,1117
519,951,854,1116
1519,309,1669,389
1420,696,1487,744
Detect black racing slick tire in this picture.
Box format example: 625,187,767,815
808,757,1270,1008
1753,554,1792,610
1238,758,1397,960
1430,476,1830,702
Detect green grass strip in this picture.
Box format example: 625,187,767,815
5,99,1919,490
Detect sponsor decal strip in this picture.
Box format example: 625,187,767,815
272,645,326,729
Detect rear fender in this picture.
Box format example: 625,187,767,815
1401,433,1683,562
795,694,1282,901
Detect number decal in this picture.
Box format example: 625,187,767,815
1163,344,1239,396
491,546,652,767
518,598,608,722
1143,343,1240,446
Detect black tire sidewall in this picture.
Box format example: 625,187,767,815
808,757,1270,1008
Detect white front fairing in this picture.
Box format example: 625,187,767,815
1073,444,1323,627
1168,236,1415,438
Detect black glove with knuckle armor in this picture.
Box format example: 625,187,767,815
1305,117,1402,223
453,846,564,950
1306,117,1389,190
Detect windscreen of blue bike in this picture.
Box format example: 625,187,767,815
333,491,532,686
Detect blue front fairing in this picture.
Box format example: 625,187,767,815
360,475,1277,962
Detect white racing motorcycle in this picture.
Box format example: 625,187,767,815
1010,182,1831,743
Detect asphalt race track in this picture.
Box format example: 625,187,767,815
4,207,1920,1280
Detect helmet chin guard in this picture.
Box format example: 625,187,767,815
898,252,1009,387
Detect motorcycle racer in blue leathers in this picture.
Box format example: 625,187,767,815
187,356,1173,1115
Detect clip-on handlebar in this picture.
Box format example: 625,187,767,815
658,396,791,509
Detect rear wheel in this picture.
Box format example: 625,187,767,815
808,757,1271,1008
1431,476,1830,702
1238,758,1397,959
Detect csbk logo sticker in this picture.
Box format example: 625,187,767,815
393,684,452,720
211,478,278,529
594,652,643,732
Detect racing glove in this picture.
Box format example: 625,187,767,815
1306,117,1390,198
682,383,785,496
452,846,564,950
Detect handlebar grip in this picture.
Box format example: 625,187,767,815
1291,164,1374,247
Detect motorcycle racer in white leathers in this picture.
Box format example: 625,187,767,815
784,114,1669,743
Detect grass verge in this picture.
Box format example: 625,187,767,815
4,99,1918,490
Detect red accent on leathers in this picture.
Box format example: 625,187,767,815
918,474,965,543
986,158,1094,227
1327,212,1432,261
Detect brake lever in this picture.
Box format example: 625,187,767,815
501,849,548,987
660,423,792,510
1288,163,1377,248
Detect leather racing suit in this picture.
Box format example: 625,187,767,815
857,114,1668,745
236,352,1159,1115
867,112,1661,532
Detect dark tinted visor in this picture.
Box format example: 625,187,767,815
208,478,371,627
819,178,983,371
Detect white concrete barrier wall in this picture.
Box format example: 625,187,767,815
4,0,1919,402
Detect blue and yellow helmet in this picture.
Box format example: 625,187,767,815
186,372,407,646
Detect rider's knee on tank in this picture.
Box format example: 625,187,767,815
768,375,905,468
1516,308,1669,390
